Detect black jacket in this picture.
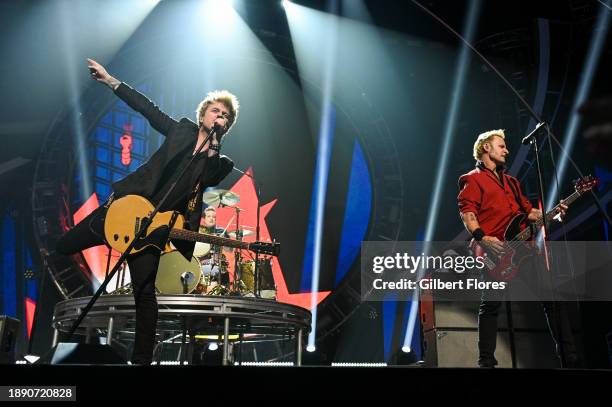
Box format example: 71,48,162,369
112,82,234,260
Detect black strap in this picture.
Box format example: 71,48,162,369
505,175,529,215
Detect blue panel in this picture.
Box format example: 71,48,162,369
113,152,123,168
131,116,145,134
95,183,111,201
2,211,17,317
112,171,125,182
131,137,144,155
113,131,126,147
95,127,111,144
114,111,129,128
115,98,128,110
334,141,372,286
95,147,110,164
595,165,611,191
96,166,110,181
100,111,113,126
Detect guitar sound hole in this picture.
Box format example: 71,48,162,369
113,234,118,241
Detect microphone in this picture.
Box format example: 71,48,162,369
521,122,547,145
212,122,225,133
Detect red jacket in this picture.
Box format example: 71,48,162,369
457,165,533,240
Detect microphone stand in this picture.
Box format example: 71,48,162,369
65,126,219,342
525,124,568,367
232,166,263,298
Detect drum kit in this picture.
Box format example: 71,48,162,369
152,188,277,299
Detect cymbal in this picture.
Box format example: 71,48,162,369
228,230,255,238
202,189,240,208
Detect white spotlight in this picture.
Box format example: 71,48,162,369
208,342,219,351
23,354,41,364
281,0,292,8
401,346,411,353
203,0,236,25
306,345,316,353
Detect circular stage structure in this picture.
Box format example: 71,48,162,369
52,295,311,365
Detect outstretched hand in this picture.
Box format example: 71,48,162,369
87,58,120,90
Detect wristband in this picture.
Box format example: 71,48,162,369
472,228,485,241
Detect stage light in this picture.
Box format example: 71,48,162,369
283,0,340,353
306,345,316,353
402,0,481,354
546,1,611,211
281,0,292,9
397,348,418,365
237,361,295,366
208,342,219,351
401,346,411,353
331,363,388,367
423,0,481,244
23,354,41,364
203,0,235,20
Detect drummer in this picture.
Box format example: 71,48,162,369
200,207,226,235
197,207,230,290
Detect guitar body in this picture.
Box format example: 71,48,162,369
104,195,185,254
472,214,534,281
470,175,597,281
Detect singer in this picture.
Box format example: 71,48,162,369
55,58,239,365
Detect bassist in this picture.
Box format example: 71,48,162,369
457,129,579,368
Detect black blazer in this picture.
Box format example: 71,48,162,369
111,82,234,260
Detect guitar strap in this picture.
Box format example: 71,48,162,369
505,175,529,215
169,210,180,229
103,193,115,209
505,175,539,241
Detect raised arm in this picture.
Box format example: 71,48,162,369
87,58,177,136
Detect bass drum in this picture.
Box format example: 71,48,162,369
155,251,202,294
238,258,276,299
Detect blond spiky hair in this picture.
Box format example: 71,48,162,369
195,90,240,135
473,129,505,161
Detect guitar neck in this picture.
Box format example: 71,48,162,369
513,189,583,242
169,228,250,250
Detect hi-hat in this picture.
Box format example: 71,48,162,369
202,189,240,208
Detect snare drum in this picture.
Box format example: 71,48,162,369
197,255,230,294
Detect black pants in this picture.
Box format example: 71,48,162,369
56,205,160,365
478,299,579,367
478,257,580,367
